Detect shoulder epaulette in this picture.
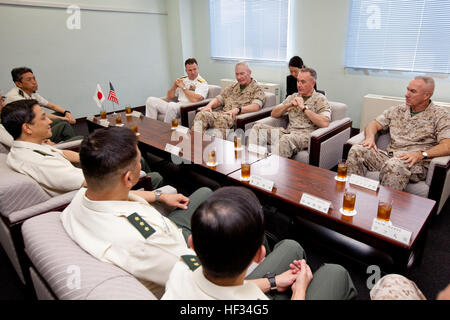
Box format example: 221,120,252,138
18,89,24,97
33,150,53,157
181,255,201,271
127,213,156,239
197,77,205,83
179,76,188,79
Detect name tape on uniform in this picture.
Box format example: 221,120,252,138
300,193,331,214
371,218,412,245
349,174,379,191
248,144,267,155
165,144,180,156
249,175,274,192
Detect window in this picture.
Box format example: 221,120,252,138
209,0,289,62
345,0,450,74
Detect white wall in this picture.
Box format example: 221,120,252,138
190,0,450,129
0,0,170,118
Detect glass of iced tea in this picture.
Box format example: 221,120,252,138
234,136,242,150
377,199,393,222
115,114,122,125
171,119,178,130
342,189,356,214
335,159,348,182
130,124,139,135
241,161,251,181
125,105,132,116
207,149,217,166
100,110,107,120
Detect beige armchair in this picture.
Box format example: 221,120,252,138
251,101,352,169
344,131,450,215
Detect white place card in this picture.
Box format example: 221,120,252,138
115,123,124,127
249,175,274,192
248,144,267,155
131,111,142,118
175,126,189,134
371,218,412,245
165,144,180,156
349,174,380,191
99,119,109,127
86,115,95,121
299,193,331,214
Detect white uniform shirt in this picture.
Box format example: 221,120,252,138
5,87,49,106
175,75,208,104
7,141,84,196
162,261,269,300
61,188,195,290
0,124,13,148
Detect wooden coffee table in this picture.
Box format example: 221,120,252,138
227,154,436,270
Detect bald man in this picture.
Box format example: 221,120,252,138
192,61,265,139
346,76,450,190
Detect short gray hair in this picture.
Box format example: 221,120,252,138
414,76,435,94
300,67,317,80
235,61,251,71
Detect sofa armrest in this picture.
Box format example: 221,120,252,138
343,132,365,159
54,139,83,151
235,106,277,131
180,98,213,127
309,118,352,168
253,114,288,128
426,156,450,186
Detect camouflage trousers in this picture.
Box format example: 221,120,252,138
346,144,427,191
192,111,235,139
370,274,426,300
249,123,310,158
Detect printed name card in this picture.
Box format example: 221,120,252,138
175,126,189,134
131,111,142,118
371,218,412,245
249,175,274,192
86,115,95,121
99,119,109,127
248,144,267,155
165,144,180,156
349,174,380,191
299,193,331,214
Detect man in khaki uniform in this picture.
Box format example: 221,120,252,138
1,99,85,196
249,68,331,158
146,58,208,123
61,127,212,298
162,187,357,300
192,61,265,139
346,76,450,191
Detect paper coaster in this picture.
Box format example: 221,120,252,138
335,176,348,182
206,162,218,167
135,133,141,136
234,147,243,151
340,208,357,216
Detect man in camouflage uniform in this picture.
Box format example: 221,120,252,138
249,68,331,158
346,76,450,191
192,61,265,139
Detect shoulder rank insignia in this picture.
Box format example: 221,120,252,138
181,255,201,271
197,77,205,83
18,89,25,97
179,75,188,79
127,213,156,239
33,150,53,157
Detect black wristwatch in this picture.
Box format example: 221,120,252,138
265,272,277,291
154,189,162,202
421,151,428,159
237,106,242,114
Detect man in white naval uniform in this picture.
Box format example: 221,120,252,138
145,58,208,123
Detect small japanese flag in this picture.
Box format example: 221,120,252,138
93,84,105,108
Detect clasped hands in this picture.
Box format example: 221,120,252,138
360,137,423,168
288,96,306,112
272,259,313,299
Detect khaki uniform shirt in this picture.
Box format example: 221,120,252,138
7,141,84,196
161,261,269,300
5,87,49,107
375,102,450,153
61,188,195,292
283,91,331,132
216,79,266,112
175,75,208,103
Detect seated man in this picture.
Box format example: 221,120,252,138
0,92,14,148
61,126,212,297
162,186,357,300
249,67,330,159
346,76,450,191
1,99,85,196
192,61,266,139
146,58,208,123
5,67,81,143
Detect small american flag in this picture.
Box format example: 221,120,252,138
107,82,119,105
